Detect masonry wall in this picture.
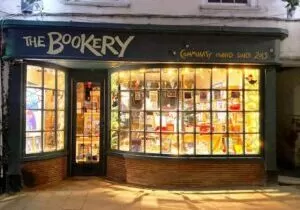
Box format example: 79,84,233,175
107,155,265,188
22,156,67,188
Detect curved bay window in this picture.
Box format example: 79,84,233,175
110,67,260,156
25,65,66,155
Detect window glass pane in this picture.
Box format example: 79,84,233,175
57,131,64,150
110,130,118,150
245,69,259,89
196,112,211,133
120,112,130,130
179,112,194,132
44,89,55,110
161,68,178,89
111,111,119,130
131,91,144,110
228,69,243,89
229,134,243,155
44,68,56,89
130,70,144,89
196,134,211,155
57,91,65,110
131,132,144,153
162,112,177,132
43,132,56,152
119,131,129,151
145,69,160,89
57,70,65,90
212,68,227,89
146,111,160,132
229,112,243,133
111,72,119,111
26,88,42,109
146,90,160,110
162,133,178,155
120,91,130,111
26,110,41,131
119,71,130,90
212,112,227,133
245,112,260,133
228,91,243,111
212,134,227,155
26,65,42,87
44,111,55,131
161,90,178,110
26,132,42,154
179,134,194,155
145,133,160,153
196,91,210,111
57,111,65,130
212,90,227,111
180,91,194,111
245,91,259,111
131,111,144,131
196,68,211,89
180,68,194,89
245,134,260,154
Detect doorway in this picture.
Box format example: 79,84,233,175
69,70,106,176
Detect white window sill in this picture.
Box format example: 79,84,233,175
64,0,130,8
199,4,262,12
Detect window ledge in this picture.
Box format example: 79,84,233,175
65,0,130,8
199,4,262,12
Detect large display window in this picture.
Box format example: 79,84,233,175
25,65,66,154
110,67,261,156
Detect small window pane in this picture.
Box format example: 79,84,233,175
179,134,194,155
196,134,211,155
119,131,130,151
212,90,227,111
162,133,178,155
57,70,65,90
57,91,65,110
44,89,55,110
146,90,160,110
120,91,130,111
130,70,144,89
26,132,42,154
245,91,259,111
111,130,118,150
212,68,227,89
145,133,160,153
110,112,119,130
179,112,194,132
120,112,130,130
146,111,160,132
245,134,260,154
161,68,178,89
196,112,211,133
229,69,243,89
26,88,42,109
119,71,130,90
111,72,119,92
131,132,144,153
44,68,56,89
57,111,65,130
180,68,195,89
44,111,55,131
196,91,210,111
131,91,144,110
212,134,227,155
161,90,178,111
131,111,144,131
229,112,243,133
145,69,160,89
162,112,177,132
26,110,41,131
43,132,56,152
229,134,243,155
212,112,227,133
57,131,64,150
180,91,194,111
228,91,243,111
26,65,42,87
245,69,259,89
196,68,211,89
245,112,260,133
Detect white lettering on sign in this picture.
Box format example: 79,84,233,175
23,32,135,58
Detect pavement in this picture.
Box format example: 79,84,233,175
1,177,300,210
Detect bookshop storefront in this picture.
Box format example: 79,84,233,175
2,20,287,188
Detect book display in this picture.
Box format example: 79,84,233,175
110,67,260,156
25,65,65,154
75,82,101,163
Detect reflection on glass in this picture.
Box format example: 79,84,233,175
196,68,211,89
180,68,194,89
131,132,144,152
57,70,65,90
26,88,42,109
196,134,211,155
145,133,160,153
245,91,259,111
26,132,42,154
161,68,178,89
212,68,226,89
44,89,55,110
212,134,227,155
228,69,243,89
26,65,42,87
146,111,160,132
131,111,144,131
229,112,243,133
162,133,178,154
131,91,144,110
44,68,56,89
245,69,259,89
245,134,260,154
196,91,210,111
212,112,227,133
179,134,194,155
43,132,56,152
245,112,260,133
26,110,41,131
229,134,243,155
44,111,55,131
212,90,226,111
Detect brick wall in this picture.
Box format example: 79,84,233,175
107,155,265,188
22,156,67,188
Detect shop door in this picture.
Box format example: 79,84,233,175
70,72,106,176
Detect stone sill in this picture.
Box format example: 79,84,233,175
199,4,262,12
65,0,130,7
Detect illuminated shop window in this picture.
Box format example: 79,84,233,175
25,65,66,154
110,67,261,156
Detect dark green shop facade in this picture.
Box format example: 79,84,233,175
1,20,288,190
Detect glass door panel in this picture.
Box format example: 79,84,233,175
75,82,101,163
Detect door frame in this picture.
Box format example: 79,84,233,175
67,69,108,176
